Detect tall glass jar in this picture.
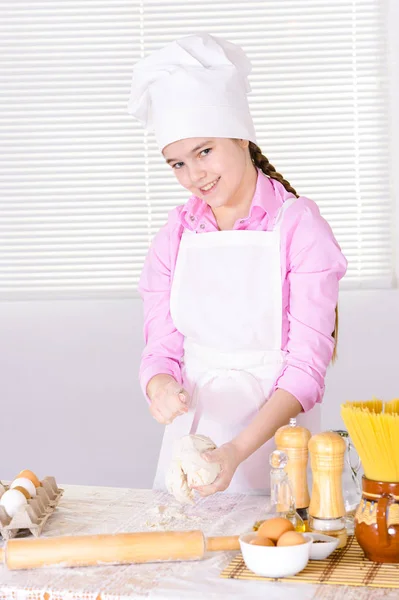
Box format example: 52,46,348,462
330,429,362,534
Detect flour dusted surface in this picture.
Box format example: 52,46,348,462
0,485,393,600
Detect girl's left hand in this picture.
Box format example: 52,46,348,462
191,441,242,497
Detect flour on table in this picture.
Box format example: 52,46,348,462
145,503,201,529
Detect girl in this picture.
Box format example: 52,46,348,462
128,33,347,497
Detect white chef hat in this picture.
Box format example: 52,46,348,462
127,32,257,151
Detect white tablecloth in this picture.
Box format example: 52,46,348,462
0,485,395,600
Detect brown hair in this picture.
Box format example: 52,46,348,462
248,141,338,363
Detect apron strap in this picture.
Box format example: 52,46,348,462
272,196,297,231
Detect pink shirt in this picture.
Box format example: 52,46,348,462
138,169,347,412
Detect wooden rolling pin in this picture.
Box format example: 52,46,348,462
0,530,240,570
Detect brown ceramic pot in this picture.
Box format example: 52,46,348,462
355,476,399,563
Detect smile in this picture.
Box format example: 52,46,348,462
200,177,220,194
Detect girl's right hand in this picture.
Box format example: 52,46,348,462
146,374,190,425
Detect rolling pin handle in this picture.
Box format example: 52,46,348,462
205,536,240,552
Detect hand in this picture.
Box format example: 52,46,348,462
191,441,242,497
147,374,190,425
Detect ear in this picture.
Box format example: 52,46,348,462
238,138,249,149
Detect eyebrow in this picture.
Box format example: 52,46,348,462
165,140,213,164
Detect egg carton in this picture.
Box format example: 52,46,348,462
0,477,63,540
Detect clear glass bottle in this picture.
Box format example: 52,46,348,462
264,450,305,532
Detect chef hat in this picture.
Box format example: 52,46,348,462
127,32,257,150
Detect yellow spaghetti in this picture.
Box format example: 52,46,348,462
341,399,399,482
344,398,383,413
386,398,399,415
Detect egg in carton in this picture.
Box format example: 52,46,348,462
0,474,63,540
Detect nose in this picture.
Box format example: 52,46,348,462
189,164,207,186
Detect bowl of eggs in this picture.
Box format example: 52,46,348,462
239,517,313,578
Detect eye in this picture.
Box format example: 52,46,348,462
200,148,211,157
172,162,184,170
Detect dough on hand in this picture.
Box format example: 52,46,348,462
165,434,221,504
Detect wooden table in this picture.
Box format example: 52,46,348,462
0,485,396,599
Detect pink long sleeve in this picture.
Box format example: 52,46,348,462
275,197,348,412
138,212,184,402
138,171,347,410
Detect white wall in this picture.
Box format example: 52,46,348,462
0,289,398,488
0,299,159,487
1,0,398,489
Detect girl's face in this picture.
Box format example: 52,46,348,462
162,137,254,210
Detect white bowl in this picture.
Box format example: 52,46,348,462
307,533,339,560
239,532,313,578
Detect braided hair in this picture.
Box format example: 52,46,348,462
249,142,299,198
248,141,338,363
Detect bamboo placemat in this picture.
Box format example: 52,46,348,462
220,536,399,588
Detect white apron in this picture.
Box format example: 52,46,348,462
153,197,320,493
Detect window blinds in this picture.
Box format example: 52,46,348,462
0,0,392,298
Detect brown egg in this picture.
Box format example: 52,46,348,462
13,486,31,500
16,470,40,488
250,537,275,547
277,531,306,546
257,517,295,543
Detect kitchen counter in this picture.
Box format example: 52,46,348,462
0,485,395,599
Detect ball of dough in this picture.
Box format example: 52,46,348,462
166,434,221,504
165,459,192,505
